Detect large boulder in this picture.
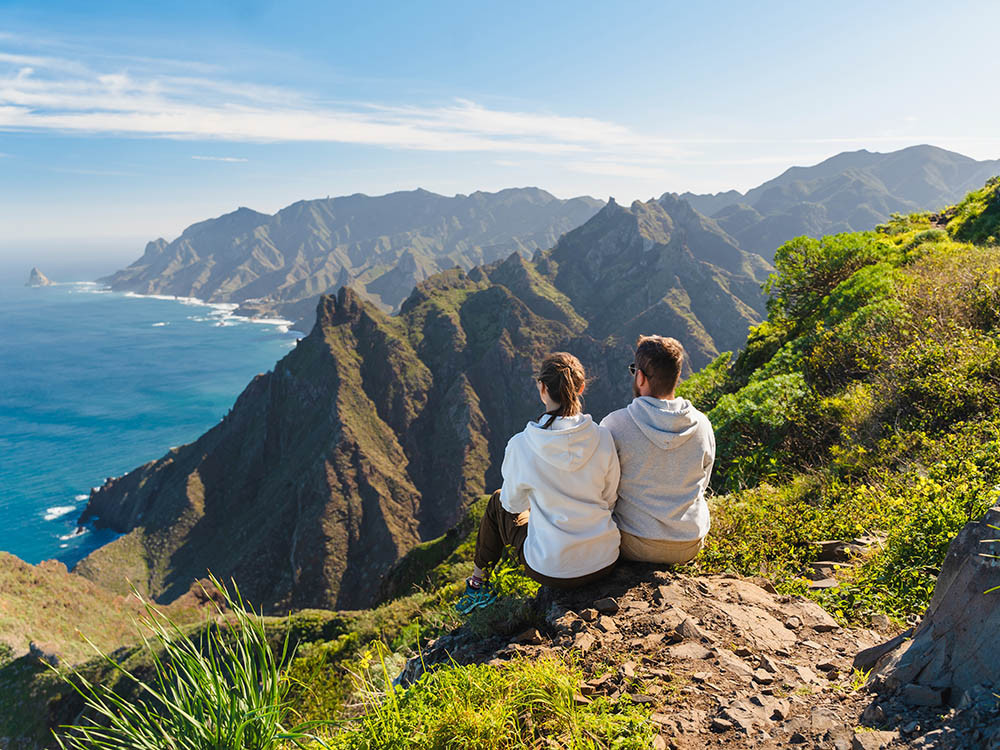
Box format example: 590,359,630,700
871,505,1000,705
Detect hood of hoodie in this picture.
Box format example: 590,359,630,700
627,396,700,450
523,414,601,471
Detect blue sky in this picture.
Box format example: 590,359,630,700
2,0,999,270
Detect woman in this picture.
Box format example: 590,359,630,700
456,352,621,613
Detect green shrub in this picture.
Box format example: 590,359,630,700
764,233,895,321
948,176,1000,245
677,351,732,411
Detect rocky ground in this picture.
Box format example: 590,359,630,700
399,562,1000,749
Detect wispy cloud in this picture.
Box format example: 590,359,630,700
0,48,689,160
191,155,248,162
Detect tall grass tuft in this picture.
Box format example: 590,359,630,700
51,575,329,749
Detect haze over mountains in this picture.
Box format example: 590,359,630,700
100,146,1000,335
100,188,603,329
679,145,1000,258
75,194,769,610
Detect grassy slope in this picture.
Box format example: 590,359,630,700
681,201,1000,620
0,553,204,666
16,179,1000,748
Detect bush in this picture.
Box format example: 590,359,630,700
948,176,1000,246
764,233,895,321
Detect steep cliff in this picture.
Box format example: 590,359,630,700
75,195,768,610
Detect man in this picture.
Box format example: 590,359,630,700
600,335,715,564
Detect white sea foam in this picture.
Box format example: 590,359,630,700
118,289,298,335
59,528,88,541
152,321,169,327
44,505,76,521
74,493,89,501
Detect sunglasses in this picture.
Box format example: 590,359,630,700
628,362,644,376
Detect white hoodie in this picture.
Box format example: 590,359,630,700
499,413,621,578
600,396,715,543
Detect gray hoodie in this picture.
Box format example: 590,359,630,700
600,396,715,542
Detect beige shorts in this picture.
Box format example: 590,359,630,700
619,530,705,565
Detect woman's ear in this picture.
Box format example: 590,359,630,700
578,381,586,395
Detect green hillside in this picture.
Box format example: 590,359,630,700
9,179,1000,748
682,196,1000,619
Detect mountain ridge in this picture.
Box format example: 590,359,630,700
100,187,604,329
678,144,1000,258
74,194,768,611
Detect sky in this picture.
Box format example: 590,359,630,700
2,0,999,272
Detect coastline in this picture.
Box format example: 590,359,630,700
2,280,302,566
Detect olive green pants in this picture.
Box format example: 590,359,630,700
474,490,617,589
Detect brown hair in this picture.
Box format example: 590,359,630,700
634,335,684,397
536,352,586,428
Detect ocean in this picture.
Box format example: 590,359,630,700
0,272,301,568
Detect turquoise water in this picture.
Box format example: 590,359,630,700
0,274,301,567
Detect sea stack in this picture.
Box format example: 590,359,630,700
26,267,53,287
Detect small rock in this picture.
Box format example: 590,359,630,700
668,642,713,660
573,631,596,653
716,648,755,680
753,668,775,685
789,731,808,744
816,661,838,672
759,654,782,673
675,617,707,641
573,693,592,705
595,615,618,634
653,585,671,602
593,597,619,615
851,729,897,750
621,661,636,679
861,702,885,724
793,664,821,685
813,619,841,633
871,613,891,630
511,627,543,645
785,615,803,630
691,671,711,683
642,633,665,650
734,646,754,657
579,608,598,622
650,712,672,725
628,693,657,704
808,577,840,590
852,628,912,672
710,717,734,732
626,600,650,612
810,706,839,733
902,683,943,707
652,735,667,750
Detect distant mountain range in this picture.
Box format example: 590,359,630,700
99,188,603,329
678,145,1000,258
77,144,1000,610
101,146,1000,331
75,194,769,610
